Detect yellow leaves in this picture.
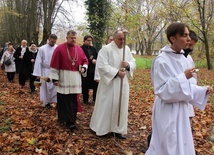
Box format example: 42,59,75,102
35,148,48,155
123,150,133,155
35,148,43,153
139,125,147,130
27,137,36,145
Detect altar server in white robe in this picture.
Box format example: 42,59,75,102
90,30,136,139
33,34,58,108
145,22,213,155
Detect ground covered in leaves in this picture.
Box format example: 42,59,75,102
0,67,213,155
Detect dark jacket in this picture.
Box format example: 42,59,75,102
14,46,31,75
81,44,98,74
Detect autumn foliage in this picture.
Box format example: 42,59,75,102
0,67,213,155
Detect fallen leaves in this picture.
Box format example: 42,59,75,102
0,67,213,154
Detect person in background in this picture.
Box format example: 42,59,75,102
90,30,136,139
183,30,199,123
0,42,11,70
14,40,31,88
0,46,16,82
145,22,212,155
49,30,88,130
0,42,9,58
29,43,38,94
81,35,98,104
14,40,28,75
33,34,58,108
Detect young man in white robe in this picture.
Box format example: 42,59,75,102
90,30,136,139
143,30,199,153
145,22,213,155
33,34,58,108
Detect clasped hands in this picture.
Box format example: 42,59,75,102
118,61,129,78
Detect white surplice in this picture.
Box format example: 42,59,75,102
146,45,208,155
90,41,136,136
33,44,57,105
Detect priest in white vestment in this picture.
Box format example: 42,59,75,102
90,30,136,139
146,23,212,155
33,34,58,108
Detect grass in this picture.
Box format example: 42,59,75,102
134,54,211,69
134,55,154,69
195,60,208,68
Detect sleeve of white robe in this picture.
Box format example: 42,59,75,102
49,68,60,80
33,48,43,77
189,85,208,110
98,46,119,85
152,57,208,107
94,57,100,81
125,46,136,80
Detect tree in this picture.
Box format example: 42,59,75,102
0,0,74,47
39,0,65,46
184,0,213,70
85,0,111,50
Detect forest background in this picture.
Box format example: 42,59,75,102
0,0,214,69
0,0,214,154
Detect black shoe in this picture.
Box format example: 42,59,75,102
68,124,76,130
45,103,51,109
113,133,126,139
66,121,76,130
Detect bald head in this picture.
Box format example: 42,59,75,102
21,40,27,47
113,30,124,49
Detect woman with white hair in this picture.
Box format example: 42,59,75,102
14,39,30,88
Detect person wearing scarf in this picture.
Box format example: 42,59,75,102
14,40,30,88
0,46,16,82
24,43,38,94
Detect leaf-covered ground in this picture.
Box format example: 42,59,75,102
0,67,213,155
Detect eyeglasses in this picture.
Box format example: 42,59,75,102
87,40,92,42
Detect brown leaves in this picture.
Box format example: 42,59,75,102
0,67,213,154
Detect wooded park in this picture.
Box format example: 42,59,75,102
0,0,214,154
0,56,214,154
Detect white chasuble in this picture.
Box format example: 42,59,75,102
90,41,136,136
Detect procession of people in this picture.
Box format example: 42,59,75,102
0,22,213,154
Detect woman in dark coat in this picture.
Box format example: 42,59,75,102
27,43,38,93
14,40,31,88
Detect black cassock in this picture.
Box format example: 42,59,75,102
81,44,98,103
